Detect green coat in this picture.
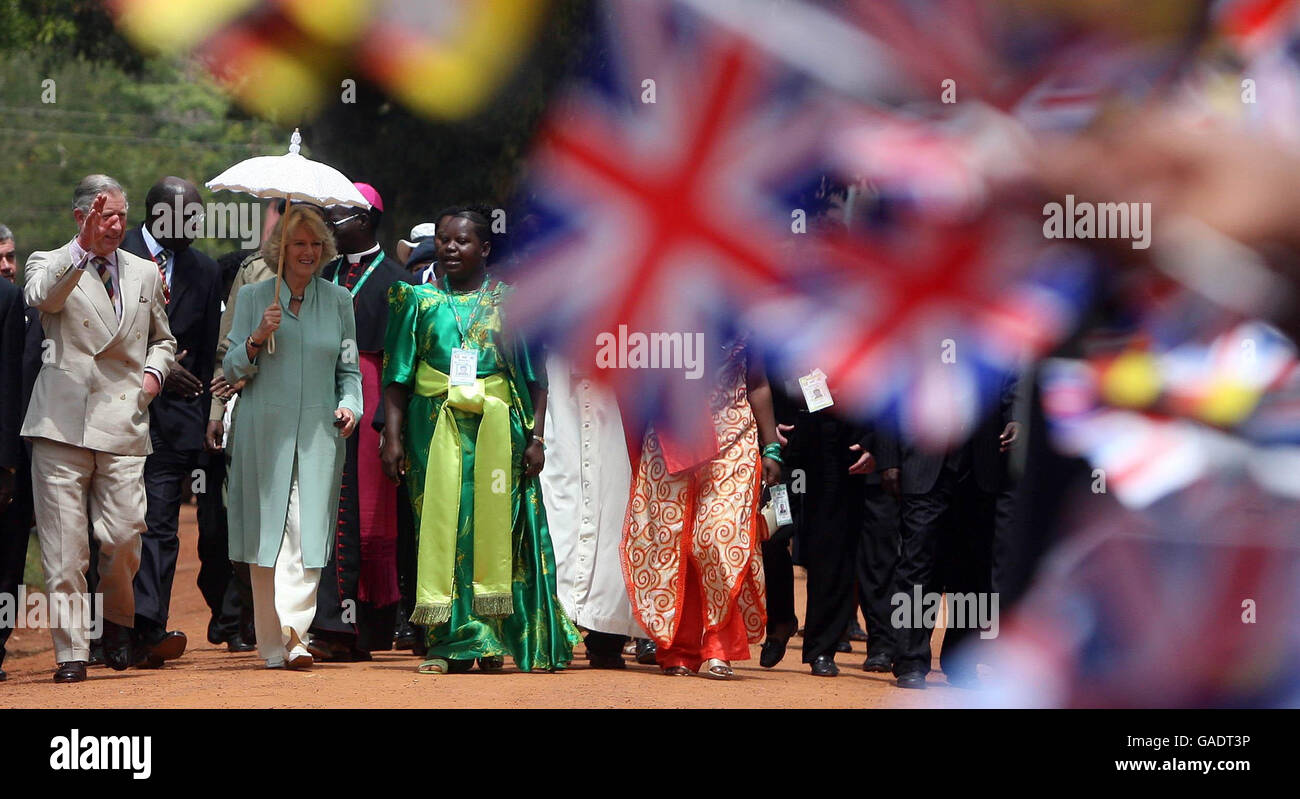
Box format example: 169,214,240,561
224,276,363,568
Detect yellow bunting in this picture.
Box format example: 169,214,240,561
223,45,329,123
279,0,375,48
113,0,258,54
110,0,547,122
382,0,548,119
1101,350,1162,409
1012,0,1202,39
1197,380,1262,427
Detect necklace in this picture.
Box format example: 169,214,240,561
441,275,492,345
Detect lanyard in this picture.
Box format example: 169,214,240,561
332,251,384,297
442,275,492,346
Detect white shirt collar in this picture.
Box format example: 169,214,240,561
139,224,165,258
347,243,382,263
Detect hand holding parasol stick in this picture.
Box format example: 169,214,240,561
206,128,370,354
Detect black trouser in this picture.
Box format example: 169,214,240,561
311,543,397,653
857,484,900,660
229,563,253,643
893,467,996,677
794,416,867,664
0,460,33,668
988,486,1020,602
133,444,199,632
195,451,248,642
395,483,423,640
761,537,797,639
992,388,1072,608
762,432,802,639
584,630,629,658
934,481,997,676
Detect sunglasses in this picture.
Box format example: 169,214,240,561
327,212,364,229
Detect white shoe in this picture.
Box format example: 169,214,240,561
286,645,313,670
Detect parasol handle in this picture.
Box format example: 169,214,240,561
269,264,282,354
268,273,279,355
267,198,294,355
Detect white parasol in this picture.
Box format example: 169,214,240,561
206,128,368,351
206,128,370,208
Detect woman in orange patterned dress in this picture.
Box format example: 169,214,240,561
621,335,782,678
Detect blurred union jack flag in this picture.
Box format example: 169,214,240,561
504,0,1096,452
1039,320,1300,507
983,477,1300,708
504,0,831,453
747,214,1094,448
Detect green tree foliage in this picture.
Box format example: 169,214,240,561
307,0,593,257
0,0,144,74
0,0,592,277
0,50,287,278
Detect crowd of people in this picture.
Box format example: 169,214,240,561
0,171,1030,691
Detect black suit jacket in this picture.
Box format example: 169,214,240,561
321,251,415,354
121,227,222,452
321,250,414,431
876,372,1021,495
851,422,884,486
0,279,23,470
22,305,41,415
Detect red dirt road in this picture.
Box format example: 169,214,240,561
1,505,959,708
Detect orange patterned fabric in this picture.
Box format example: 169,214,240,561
621,339,767,649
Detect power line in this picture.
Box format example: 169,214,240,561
0,104,233,121
0,125,279,151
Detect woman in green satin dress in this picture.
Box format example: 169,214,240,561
380,209,579,674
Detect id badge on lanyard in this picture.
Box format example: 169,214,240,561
450,347,479,386
769,484,794,526
799,368,834,412
446,276,491,387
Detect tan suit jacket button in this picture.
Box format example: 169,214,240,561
120,393,126,400
135,332,142,340
83,320,90,327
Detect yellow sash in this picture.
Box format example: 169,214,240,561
410,362,514,625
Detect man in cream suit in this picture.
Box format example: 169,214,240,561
21,174,175,683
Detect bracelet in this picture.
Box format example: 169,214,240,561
247,335,263,350
531,434,546,448
761,442,783,464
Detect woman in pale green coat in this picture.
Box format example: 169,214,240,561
224,204,363,669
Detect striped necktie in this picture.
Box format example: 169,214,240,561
93,256,118,315
155,248,172,303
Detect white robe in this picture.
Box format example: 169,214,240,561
541,358,646,638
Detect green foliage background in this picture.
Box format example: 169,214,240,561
0,53,287,275
0,0,591,279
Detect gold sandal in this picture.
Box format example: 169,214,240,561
418,658,450,675
701,658,734,679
